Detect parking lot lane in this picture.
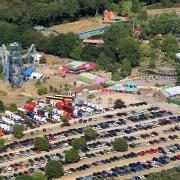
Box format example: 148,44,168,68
59,152,180,180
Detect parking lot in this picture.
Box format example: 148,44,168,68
0,101,180,180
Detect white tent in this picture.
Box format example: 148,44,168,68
29,72,43,80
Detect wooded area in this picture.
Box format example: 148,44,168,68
0,0,179,80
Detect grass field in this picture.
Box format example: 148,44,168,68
52,17,104,33
147,7,180,16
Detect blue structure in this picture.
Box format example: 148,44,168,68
110,17,129,23
23,67,34,78
8,42,23,87
79,27,107,39
109,81,139,93
1,42,36,88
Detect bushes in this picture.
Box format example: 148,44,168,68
113,138,128,152
37,87,48,96
34,137,50,151
13,124,24,139
114,99,125,109
7,103,17,112
73,138,87,150
87,94,95,99
84,128,97,140
45,160,64,178
0,139,5,149
65,148,80,163
0,100,5,112
61,116,70,126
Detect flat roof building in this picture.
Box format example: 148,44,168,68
77,72,106,84
64,61,96,74
154,86,180,102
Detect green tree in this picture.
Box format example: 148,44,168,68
87,94,95,99
61,116,70,126
146,168,180,180
0,139,5,149
138,8,148,21
0,100,5,112
162,34,177,52
26,98,34,103
84,128,97,140
73,81,77,87
65,148,80,163
45,160,64,178
96,52,112,70
8,103,17,112
31,172,47,180
113,137,128,152
53,88,58,93
49,85,54,92
121,0,132,16
117,37,141,67
34,137,50,151
121,58,132,77
37,87,48,96
149,49,157,69
39,56,47,64
70,43,83,60
23,118,33,128
114,99,125,109
131,0,142,13
64,83,69,91
73,138,87,150
35,80,41,88
13,124,24,139
16,175,32,180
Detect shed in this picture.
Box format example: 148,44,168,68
154,86,180,102
29,72,42,80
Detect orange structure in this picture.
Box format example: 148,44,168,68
82,39,104,45
0,129,4,137
103,10,116,21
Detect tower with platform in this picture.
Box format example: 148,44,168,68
1,42,36,88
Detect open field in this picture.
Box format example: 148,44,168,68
147,7,180,16
52,18,105,34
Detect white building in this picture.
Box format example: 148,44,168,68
29,72,43,80
31,53,42,64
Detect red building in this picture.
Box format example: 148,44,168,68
64,61,96,74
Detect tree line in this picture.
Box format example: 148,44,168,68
0,0,113,26
0,0,179,26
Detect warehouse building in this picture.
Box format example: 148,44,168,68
154,86,180,102
64,61,96,74
77,72,106,84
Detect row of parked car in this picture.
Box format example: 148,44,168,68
129,133,179,148
0,105,178,179
1,113,179,165
0,105,164,154
76,144,180,180
1,119,180,176
2,141,179,180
